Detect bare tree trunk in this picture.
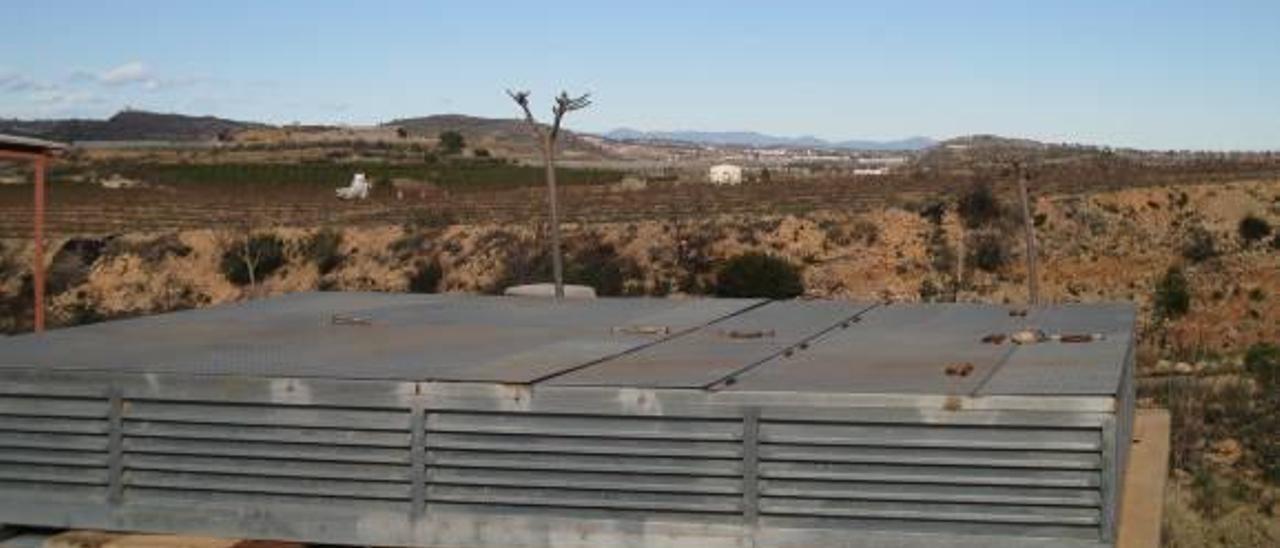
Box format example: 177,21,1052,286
544,138,565,300
242,241,258,288
1016,169,1039,306
505,89,590,302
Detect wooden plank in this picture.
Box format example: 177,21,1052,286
1116,409,1170,548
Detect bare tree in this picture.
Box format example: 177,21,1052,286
506,89,592,300
1012,161,1040,306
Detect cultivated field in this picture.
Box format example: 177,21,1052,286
4,155,1278,239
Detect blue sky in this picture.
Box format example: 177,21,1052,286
2,1,1278,150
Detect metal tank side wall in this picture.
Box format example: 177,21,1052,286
0,368,1117,548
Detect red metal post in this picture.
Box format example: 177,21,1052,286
33,154,46,332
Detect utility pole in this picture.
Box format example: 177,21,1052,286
1014,162,1040,306
507,90,592,301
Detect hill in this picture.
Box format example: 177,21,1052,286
385,114,610,159
603,128,935,151
0,110,262,142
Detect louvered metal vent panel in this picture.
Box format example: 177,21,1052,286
755,417,1106,539
0,394,111,501
120,399,413,510
424,411,746,517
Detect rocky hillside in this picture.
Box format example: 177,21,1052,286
3,178,1276,347
0,110,262,142
0,177,1277,545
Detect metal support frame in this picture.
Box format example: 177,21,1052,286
32,155,46,332
106,389,125,503
0,150,50,332
741,407,761,524
409,401,428,517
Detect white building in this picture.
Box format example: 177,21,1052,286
708,164,744,185
853,167,890,176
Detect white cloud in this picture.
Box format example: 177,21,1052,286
0,71,54,93
99,61,152,85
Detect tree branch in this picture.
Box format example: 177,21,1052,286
506,89,546,142
549,92,591,142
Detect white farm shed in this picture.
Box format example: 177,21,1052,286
708,163,743,185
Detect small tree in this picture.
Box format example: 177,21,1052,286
967,232,1008,273
407,261,443,293
1153,266,1191,321
563,241,635,297
302,228,344,275
1244,342,1280,390
957,184,1002,229
714,252,804,299
220,234,286,286
506,89,592,300
437,130,465,155
1238,214,1272,244
1182,226,1218,263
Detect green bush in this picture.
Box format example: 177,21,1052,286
957,184,1003,228
919,279,941,302
1182,226,1219,263
0,241,13,280
407,261,443,293
1242,343,1280,482
1244,342,1280,390
490,238,641,297
437,130,465,155
714,252,804,299
564,242,638,297
967,232,1008,273
1238,214,1272,243
302,228,344,274
1154,266,1191,321
47,238,106,295
220,234,286,286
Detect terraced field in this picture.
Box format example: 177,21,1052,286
2,161,1279,239
0,178,915,238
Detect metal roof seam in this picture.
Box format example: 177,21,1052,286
522,299,775,386
702,301,883,391
968,344,1023,397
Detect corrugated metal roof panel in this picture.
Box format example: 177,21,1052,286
548,300,875,388
0,292,761,383
978,304,1136,396
722,304,1024,394
0,294,1131,394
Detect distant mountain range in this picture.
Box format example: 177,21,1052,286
603,128,936,151
0,109,938,152
0,110,262,142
